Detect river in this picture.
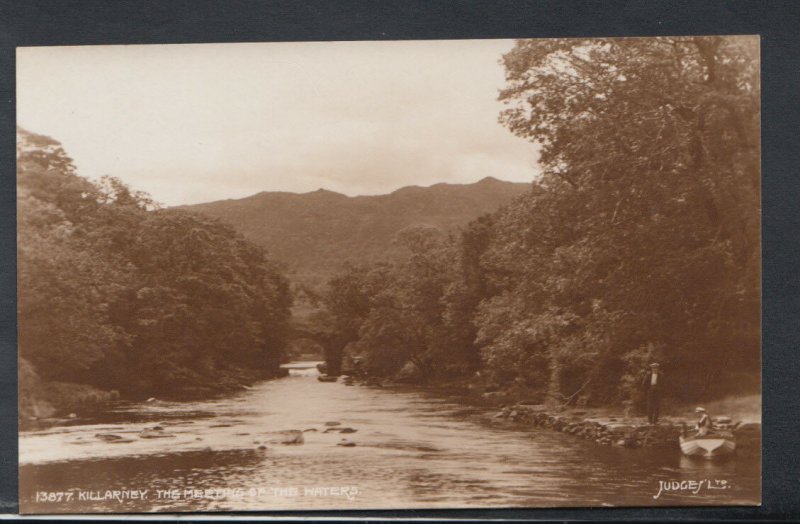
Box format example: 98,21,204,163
19,362,760,513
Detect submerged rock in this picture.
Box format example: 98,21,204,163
265,430,304,445
95,433,134,443
140,428,176,439
325,421,342,427
323,426,358,434
337,439,356,447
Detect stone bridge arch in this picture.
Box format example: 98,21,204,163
286,326,348,375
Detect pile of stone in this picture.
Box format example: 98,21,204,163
492,403,761,452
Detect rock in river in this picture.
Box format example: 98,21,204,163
95,433,123,441
140,428,176,439
324,426,358,434
95,433,135,444
264,430,304,445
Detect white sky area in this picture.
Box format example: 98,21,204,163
17,40,539,206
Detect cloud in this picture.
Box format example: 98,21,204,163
17,40,540,205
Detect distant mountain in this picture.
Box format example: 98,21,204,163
183,177,531,287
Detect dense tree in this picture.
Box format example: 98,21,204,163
320,37,759,407
485,36,759,403
18,131,133,385
319,225,482,382
17,128,292,408
22,36,758,413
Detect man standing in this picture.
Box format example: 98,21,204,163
642,362,664,424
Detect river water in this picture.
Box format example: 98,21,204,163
19,362,760,513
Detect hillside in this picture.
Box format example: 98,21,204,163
183,176,531,287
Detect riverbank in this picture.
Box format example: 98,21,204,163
482,403,761,453
20,368,762,511
342,374,761,455
19,365,290,431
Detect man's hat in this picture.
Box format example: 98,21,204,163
650,362,660,368
695,407,706,413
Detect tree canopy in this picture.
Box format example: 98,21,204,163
18,128,292,403
18,36,760,412
320,36,760,405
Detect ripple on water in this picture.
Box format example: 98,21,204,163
19,371,761,512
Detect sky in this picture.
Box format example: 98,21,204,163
17,39,540,206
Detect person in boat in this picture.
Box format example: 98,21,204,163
641,362,665,424
694,406,712,436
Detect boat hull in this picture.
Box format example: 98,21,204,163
679,434,736,459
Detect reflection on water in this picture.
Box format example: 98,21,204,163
20,361,760,513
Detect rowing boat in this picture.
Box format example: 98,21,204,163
679,430,736,459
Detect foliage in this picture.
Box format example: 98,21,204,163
318,224,485,382
488,36,760,403
17,128,292,400
19,36,760,410
319,37,760,405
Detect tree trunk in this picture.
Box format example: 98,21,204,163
546,353,562,408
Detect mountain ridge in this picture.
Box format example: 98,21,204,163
182,176,531,288
206,175,515,202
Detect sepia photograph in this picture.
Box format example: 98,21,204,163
16,36,760,513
